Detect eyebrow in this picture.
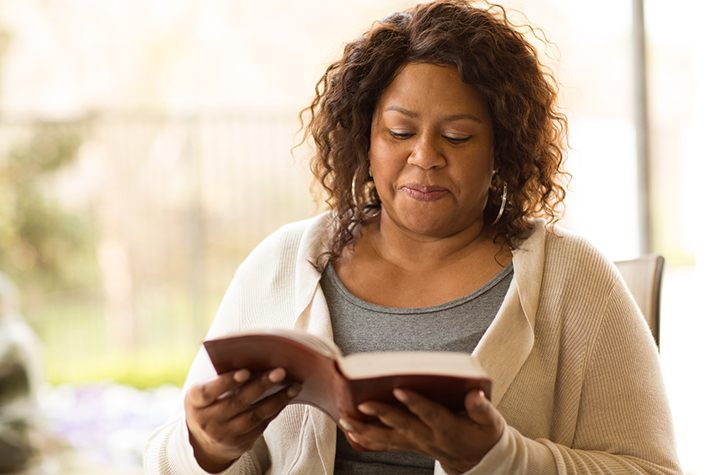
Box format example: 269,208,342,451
384,105,484,123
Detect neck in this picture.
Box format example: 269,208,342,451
365,212,490,273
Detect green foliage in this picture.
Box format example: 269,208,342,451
44,348,194,389
0,125,98,292
26,288,211,388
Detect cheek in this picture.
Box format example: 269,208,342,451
369,140,406,176
369,134,396,159
454,159,494,202
456,153,492,181
370,162,396,196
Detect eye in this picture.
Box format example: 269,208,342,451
443,134,472,144
388,129,414,140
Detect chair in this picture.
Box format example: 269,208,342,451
614,255,664,349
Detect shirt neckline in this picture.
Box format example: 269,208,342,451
323,262,514,315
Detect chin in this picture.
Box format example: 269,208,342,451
397,215,461,238
381,203,479,238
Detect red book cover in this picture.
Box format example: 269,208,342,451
204,329,491,422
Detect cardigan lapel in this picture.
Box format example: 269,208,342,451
472,221,546,406
293,212,331,331
292,213,337,474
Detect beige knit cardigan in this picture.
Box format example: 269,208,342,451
144,214,682,474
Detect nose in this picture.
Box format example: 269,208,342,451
407,133,446,170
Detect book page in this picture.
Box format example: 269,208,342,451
338,351,486,379
266,329,342,357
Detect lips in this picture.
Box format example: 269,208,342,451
400,184,449,202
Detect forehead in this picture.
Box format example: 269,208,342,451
375,62,490,119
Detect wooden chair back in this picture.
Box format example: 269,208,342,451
614,255,664,348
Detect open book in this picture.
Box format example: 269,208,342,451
203,328,491,422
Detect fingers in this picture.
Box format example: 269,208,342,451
357,400,429,443
344,431,368,452
186,369,252,408
228,368,287,410
336,395,437,454
227,382,302,433
339,417,406,452
346,430,391,452
200,368,291,421
391,388,456,431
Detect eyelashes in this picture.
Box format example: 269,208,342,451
388,129,472,144
388,130,414,140
443,135,472,144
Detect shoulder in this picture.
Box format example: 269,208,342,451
543,223,619,287
514,219,619,297
521,220,621,299
516,222,638,351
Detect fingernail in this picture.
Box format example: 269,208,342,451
287,384,301,398
233,369,250,382
393,389,407,402
268,368,286,383
358,403,376,415
339,418,354,432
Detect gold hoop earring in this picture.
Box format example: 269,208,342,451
351,174,359,206
492,182,508,225
352,165,372,206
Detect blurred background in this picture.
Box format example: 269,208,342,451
0,0,708,473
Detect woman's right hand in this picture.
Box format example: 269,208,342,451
185,367,301,473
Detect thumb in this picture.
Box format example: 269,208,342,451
465,390,498,427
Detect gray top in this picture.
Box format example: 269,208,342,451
320,263,514,475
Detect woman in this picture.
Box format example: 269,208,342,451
145,1,681,473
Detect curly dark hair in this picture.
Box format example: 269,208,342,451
302,0,568,265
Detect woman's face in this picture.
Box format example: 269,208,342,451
369,62,495,238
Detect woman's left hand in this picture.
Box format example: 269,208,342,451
339,388,505,475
